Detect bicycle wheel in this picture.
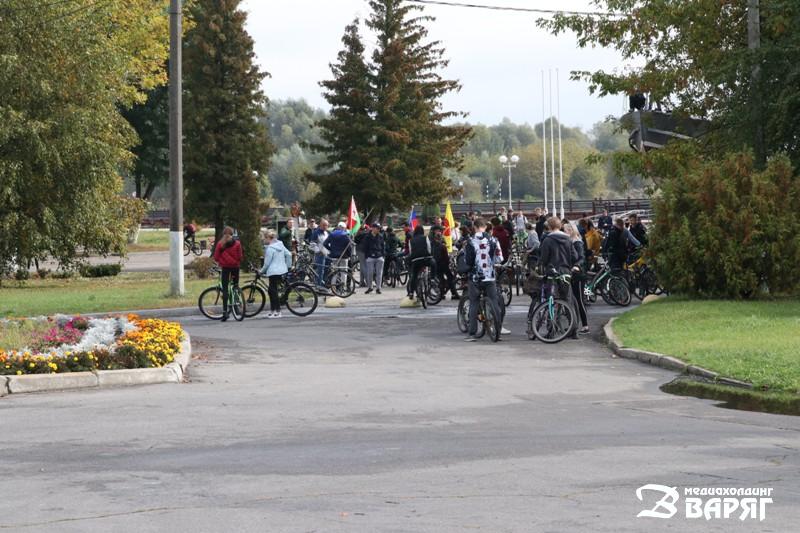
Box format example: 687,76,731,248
484,300,501,342
284,282,319,317
607,276,632,307
457,293,470,333
198,286,224,320
230,287,246,321
183,241,191,257
328,270,356,298
385,261,398,288
241,283,267,318
532,299,574,343
417,276,428,309
397,258,409,285
641,268,659,296
426,277,443,306
498,271,512,307
526,300,537,340
514,265,523,296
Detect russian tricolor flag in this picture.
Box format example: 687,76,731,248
408,207,419,230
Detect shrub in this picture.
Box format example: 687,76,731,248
189,256,217,279
650,150,800,298
79,263,122,278
52,270,77,280
14,269,29,281
36,268,51,279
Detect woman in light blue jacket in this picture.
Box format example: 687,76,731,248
260,230,293,318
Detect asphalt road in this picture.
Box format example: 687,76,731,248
1,296,798,532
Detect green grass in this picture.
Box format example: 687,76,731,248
128,228,215,252
0,320,52,352
0,272,213,317
614,298,800,393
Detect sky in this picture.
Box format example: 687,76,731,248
241,0,631,131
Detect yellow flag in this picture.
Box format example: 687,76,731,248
443,201,455,253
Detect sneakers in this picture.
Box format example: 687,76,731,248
501,327,511,335
579,326,590,334
365,288,373,294
265,312,274,319
274,311,282,318
464,336,477,342
376,289,382,294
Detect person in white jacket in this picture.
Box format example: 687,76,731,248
260,230,293,318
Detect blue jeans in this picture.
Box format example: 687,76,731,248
314,253,329,287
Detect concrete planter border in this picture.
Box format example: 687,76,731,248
1,333,191,396
603,317,752,389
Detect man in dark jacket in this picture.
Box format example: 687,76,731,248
535,211,548,239
407,226,433,298
539,217,578,276
431,226,459,300
628,213,648,247
354,225,370,287
362,223,386,294
602,218,629,271
323,222,352,261
598,209,613,234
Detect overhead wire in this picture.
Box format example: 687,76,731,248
405,0,625,18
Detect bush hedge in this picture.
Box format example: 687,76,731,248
650,150,800,298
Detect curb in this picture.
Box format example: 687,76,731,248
2,333,192,396
603,317,752,389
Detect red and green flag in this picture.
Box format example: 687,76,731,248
347,196,361,235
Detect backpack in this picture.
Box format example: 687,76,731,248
456,237,497,275
456,245,471,274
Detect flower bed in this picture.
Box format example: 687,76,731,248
0,315,184,375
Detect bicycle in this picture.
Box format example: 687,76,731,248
198,266,246,321
457,283,501,342
495,263,513,307
409,257,441,309
183,235,204,257
240,269,319,318
383,253,409,288
325,254,357,298
584,259,631,307
526,272,575,343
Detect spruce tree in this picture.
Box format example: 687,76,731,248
307,19,378,215
366,0,471,214
183,0,273,264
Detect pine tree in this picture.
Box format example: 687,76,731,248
183,0,273,264
307,20,378,215
366,0,471,214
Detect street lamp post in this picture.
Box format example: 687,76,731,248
499,155,519,211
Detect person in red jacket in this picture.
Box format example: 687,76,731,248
213,226,243,321
490,217,511,264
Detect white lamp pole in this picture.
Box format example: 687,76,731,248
499,155,519,211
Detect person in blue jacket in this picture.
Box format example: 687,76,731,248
260,230,293,318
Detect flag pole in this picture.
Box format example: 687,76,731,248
557,68,564,219
549,69,556,217
541,70,547,214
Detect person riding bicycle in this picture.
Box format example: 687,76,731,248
430,225,459,300
406,225,434,299
464,218,506,342
213,226,243,322
538,216,578,290
260,230,293,318
183,222,197,245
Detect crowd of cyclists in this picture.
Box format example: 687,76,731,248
201,206,653,339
